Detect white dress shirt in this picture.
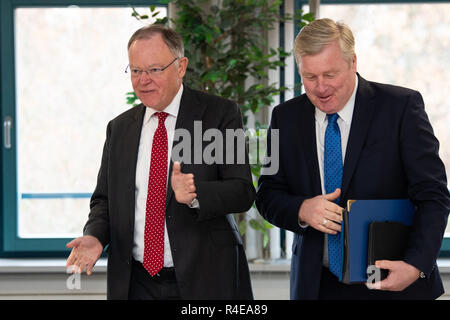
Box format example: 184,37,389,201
315,75,358,267
315,75,358,194
132,84,184,267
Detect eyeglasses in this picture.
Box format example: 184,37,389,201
125,57,180,78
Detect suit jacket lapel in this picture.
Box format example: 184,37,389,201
123,104,146,232
298,98,324,276
341,75,376,202
125,104,146,185
166,86,207,205
300,98,322,196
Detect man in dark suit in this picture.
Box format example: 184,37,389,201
66,24,255,300
256,18,449,299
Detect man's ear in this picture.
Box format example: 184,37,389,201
351,53,357,72
178,57,189,79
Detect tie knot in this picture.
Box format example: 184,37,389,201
327,113,339,124
156,112,168,124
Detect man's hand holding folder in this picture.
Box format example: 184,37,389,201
366,260,421,291
299,194,423,292
297,188,343,235
343,199,424,291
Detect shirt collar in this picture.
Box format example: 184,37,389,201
315,74,358,125
143,83,183,124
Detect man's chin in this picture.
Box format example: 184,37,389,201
141,101,166,111
313,98,345,114
315,104,338,114
139,96,157,107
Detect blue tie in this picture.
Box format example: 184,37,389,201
324,113,344,281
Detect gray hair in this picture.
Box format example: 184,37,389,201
127,24,184,57
294,18,355,66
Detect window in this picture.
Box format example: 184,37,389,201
1,1,167,256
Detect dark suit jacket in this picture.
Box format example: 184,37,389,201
84,86,255,300
256,74,449,299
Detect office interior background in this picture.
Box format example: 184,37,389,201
0,0,449,299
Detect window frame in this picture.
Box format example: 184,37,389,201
0,0,167,257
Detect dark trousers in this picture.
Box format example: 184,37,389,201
128,259,181,300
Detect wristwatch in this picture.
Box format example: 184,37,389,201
188,198,200,209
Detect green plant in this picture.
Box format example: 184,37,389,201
127,1,314,250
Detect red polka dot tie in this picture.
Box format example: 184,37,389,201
143,112,168,276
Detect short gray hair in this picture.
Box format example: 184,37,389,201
127,24,184,57
294,18,355,65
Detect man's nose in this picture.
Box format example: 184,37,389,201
315,77,329,93
139,72,153,84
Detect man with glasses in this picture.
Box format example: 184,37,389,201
66,24,255,300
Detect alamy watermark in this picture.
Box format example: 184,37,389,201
366,264,382,289
171,121,279,175
66,266,81,290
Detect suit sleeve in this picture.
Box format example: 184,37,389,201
255,108,306,235
194,102,256,220
401,91,450,276
83,121,111,248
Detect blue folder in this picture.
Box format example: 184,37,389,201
341,199,415,283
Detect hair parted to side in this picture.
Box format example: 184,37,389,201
294,18,355,65
127,24,184,57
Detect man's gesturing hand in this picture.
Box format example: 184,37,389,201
171,161,197,205
298,188,344,234
66,235,103,275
